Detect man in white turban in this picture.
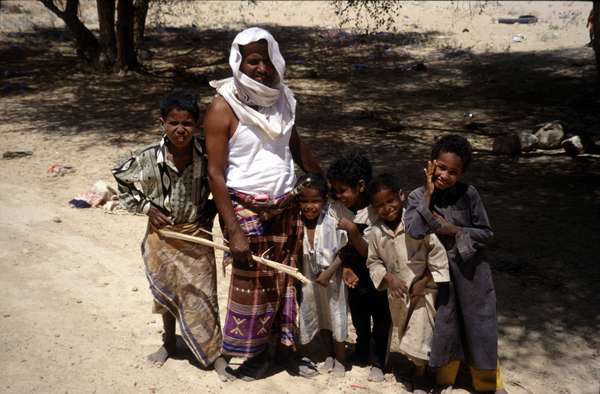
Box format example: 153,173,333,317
204,27,321,380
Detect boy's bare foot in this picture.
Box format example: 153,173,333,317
367,366,385,382
331,359,345,378
320,356,335,373
214,356,236,382
146,341,176,367
148,313,177,367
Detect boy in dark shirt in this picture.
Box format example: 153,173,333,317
327,151,391,382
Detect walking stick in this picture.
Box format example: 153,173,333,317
158,229,310,284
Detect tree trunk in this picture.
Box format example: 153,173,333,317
39,0,102,66
116,0,139,71
97,0,117,64
593,2,600,80
133,0,150,51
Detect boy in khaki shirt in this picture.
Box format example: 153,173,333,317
366,174,449,393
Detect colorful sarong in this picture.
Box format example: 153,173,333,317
142,221,222,367
221,190,303,358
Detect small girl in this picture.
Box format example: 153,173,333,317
404,134,506,394
296,173,353,378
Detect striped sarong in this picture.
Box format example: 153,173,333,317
221,190,303,357
142,221,222,367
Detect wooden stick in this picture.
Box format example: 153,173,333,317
197,227,228,243
158,229,310,284
193,228,229,277
160,230,304,279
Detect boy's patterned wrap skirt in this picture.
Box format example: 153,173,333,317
142,221,222,367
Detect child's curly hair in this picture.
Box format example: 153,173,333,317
326,151,372,187
160,89,201,121
431,134,473,172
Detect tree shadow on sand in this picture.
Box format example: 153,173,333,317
2,23,600,389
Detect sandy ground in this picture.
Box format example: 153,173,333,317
1,1,600,393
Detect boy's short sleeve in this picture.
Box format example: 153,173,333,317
112,154,151,214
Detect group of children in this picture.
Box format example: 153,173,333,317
294,147,505,394
114,89,505,393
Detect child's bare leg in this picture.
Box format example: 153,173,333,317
414,365,426,376
412,364,429,394
319,331,335,372
147,312,176,366
332,340,346,378
369,290,391,382
333,340,346,364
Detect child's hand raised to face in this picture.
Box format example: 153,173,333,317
342,267,359,288
424,160,437,197
384,272,408,298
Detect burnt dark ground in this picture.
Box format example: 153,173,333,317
1,24,599,385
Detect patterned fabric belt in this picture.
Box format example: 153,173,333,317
228,188,295,223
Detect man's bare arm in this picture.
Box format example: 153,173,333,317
204,96,252,266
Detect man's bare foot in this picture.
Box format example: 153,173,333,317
368,366,385,382
214,356,236,382
234,352,271,381
146,341,176,367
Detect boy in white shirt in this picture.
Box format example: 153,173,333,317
366,173,449,393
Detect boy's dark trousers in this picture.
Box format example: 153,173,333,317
348,286,391,369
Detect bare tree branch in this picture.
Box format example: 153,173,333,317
593,2,600,79
65,0,79,16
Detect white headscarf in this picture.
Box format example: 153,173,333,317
210,27,296,140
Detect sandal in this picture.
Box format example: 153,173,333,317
297,356,320,378
320,356,335,373
368,366,385,382
331,359,345,378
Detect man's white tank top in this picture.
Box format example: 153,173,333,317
225,121,296,197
